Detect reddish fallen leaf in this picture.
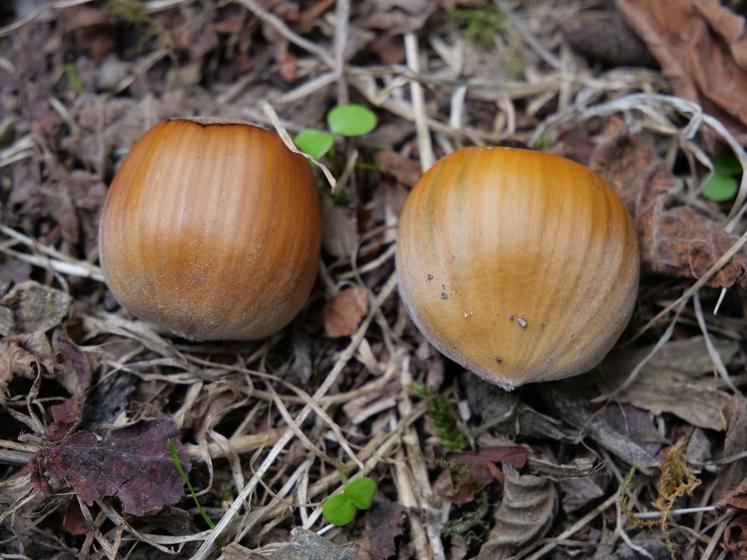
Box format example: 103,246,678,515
437,445,529,503
618,0,747,144
30,416,189,516
590,118,747,289
46,330,92,441
725,515,747,556
279,52,297,83
360,498,406,560
324,286,369,337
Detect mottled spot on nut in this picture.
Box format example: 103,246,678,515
507,314,514,321
517,315,527,328
464,312,475,318
440,291,448,300
495,355,503,363
426,273,434,281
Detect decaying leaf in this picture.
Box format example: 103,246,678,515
360,498,406,560
0,281,72,334
618,0,747,143
597,336,739,431
477,464,558,559
45,330,93,441
725,514,747,557
437,445,529,503
591,120,747,288
721,479,747,511
715,395,747,502
30,416,189,516
324,286,369,337
0,338,42,403
543,385,660,471
272,528,358,560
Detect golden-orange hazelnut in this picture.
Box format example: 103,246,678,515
99,118,321,340
396,147,639,390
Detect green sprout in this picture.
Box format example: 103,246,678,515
412,382,470,452
293,103,378,161
702,154,742,202
322,476,378,526
450,5,506,44
167,439,224,548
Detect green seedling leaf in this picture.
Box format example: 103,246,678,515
168,439,224,547
323,493,357,526
344,477,377,510
702,173,738,202
713,154,742,176
294,129,335,160
327,104,378,137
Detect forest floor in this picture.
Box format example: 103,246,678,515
1,0,747,559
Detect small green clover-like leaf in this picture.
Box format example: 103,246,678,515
293,129,334,160
702,173,738,202
327,104,378,137
713,154,742,176
343,477,377,510
322,493,357,526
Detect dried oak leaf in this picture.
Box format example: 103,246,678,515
324,286,369,337
360,498,406,560
437,446,529,504
590,119,747,288
376,151,421,188
477,464,558,560
617,0,747,144
714,395,747,502
31,416,189,517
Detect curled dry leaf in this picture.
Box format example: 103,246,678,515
30,416,189,517
376,151,422,188
324,286,369,337
45,330,93,441
477,464,558,560
618,0,747,144
591,119,747,288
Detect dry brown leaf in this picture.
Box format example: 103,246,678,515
0,281,72,334
597,336,739,431
721,479,747,510
324,286,369,337
477,464,558,560
714,395,747,502
561,10,656,67
617,0,747,144
590,119,747,288
376,151,421,187
360,498,406,560
322,196,359,259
